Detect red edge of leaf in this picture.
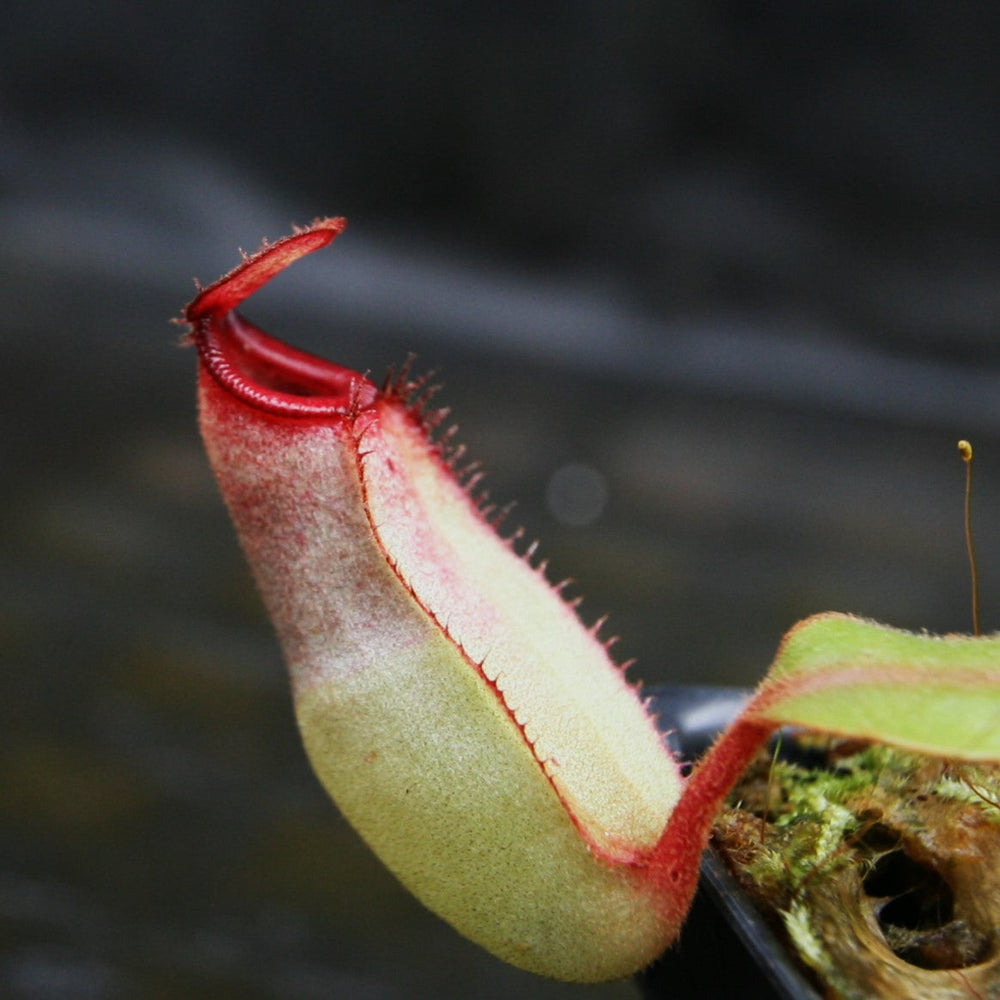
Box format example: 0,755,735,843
186,217,372,419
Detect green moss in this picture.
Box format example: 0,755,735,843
713,738,1000,999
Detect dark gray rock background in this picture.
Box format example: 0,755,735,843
2,4,999,998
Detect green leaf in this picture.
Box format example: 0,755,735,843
748,612,1000,760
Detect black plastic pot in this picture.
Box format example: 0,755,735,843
634,686,821,1000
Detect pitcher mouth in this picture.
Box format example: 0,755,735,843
185,217,377,418
190,310,376,417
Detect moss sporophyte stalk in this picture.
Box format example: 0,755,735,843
185,218,1000,984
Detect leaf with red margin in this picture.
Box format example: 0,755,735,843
745,612,1000,760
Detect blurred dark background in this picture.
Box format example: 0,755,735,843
3,4,1000,998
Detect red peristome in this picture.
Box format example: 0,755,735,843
187,218,373,418
193,311,375,418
